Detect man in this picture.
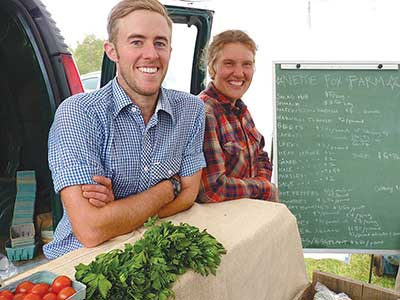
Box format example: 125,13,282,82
43,0,206,259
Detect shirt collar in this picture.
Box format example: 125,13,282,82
111,78,175,123
111,78,134,118
156,88,175,124
203,82,247,116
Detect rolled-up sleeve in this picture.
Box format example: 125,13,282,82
48,98,105,192
180,102,206,177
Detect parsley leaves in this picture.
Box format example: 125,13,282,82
75,217,226,300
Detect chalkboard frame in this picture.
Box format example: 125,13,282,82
272,62,400,254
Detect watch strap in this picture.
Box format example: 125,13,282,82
168,175,181,198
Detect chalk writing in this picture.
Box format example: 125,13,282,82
346,75,400,90
276,74,318,87
275,66,400,250
378,151,400,160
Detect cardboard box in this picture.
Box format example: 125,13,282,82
294,270,400,300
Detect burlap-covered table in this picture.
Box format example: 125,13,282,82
5,199,309,300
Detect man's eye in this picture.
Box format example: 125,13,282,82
224,62,232,66
131,40,142,46
155,41,167,48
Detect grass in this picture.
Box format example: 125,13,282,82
305,254,396,289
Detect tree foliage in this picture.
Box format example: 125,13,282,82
72,34,104,75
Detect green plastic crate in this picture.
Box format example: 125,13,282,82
5,240,36,261
7,171,36,261
10,223,35,248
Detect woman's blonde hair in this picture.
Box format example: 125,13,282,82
205,30,257,79
107,0,173,44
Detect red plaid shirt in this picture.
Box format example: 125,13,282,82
197,83,276,203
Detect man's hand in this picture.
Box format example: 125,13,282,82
82,176,115,207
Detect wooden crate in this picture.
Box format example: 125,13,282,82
294,271,400,300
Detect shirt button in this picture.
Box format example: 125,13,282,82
132,107,137,113
168,170,173,175
144,166,149,172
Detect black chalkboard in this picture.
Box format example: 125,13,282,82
274,63,400,251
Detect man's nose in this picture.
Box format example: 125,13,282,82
143,43,159,60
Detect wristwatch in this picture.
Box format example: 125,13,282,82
168,175,181,198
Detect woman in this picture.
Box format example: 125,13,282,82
197,29,278,203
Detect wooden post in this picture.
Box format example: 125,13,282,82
369,254,374,284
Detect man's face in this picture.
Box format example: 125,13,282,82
213,42,255,101
108,10,172,99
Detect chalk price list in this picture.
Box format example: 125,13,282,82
275,71,400,249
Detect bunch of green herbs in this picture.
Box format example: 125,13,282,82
75,216,227,300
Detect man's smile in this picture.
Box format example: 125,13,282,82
138,67,158,74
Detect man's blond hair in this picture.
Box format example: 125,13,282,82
107,0,173,44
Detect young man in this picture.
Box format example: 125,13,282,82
44,0,206,259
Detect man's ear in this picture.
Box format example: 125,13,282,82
104,41,118,62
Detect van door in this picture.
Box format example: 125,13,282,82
100,5,214,95
0,0,84,244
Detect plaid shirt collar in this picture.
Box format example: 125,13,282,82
203,83,247,117
111,77,175,124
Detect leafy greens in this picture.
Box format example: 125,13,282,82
75,216,227,300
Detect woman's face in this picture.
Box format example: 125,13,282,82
212,42,255,101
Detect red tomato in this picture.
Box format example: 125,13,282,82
42,293,57,300
51,276,72,294
13,294,26,300
56,287,76,300
30,283,50,297
22,293,42,300
16,281,34,294
0,290,14,300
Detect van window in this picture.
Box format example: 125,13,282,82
163,23,198,92
0,8,54,238
82,76,99,91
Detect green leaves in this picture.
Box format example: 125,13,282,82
75,217,226,300
99,276,112,299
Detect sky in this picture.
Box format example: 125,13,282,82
41,0,400,148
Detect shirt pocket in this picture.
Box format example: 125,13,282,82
151,157,181,181
247,126,263,145
222,141,244,156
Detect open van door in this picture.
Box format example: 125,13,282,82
0,0,83,246
100,5,214,95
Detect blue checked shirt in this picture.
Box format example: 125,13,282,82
43,78,206,259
